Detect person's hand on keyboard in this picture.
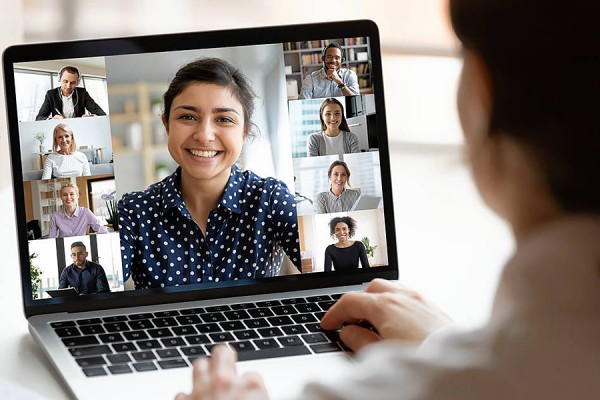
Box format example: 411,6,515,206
320,278,452,352
175,345,268,400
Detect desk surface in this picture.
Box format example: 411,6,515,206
0,141,511,399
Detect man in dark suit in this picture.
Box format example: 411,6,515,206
35,65,106,120
59,241,110,295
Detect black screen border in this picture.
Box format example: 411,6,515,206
3,20,398,318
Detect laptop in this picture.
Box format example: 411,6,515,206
2,20,397,399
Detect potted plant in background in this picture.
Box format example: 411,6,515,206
361,236,378,266
34,131,46,153
30,252,43,300
101,191,119,231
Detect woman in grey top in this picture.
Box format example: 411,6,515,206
307,98,360,156
316,160,361,213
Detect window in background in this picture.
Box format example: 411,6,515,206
82,76,109,115
14,70,52,122
383,54,463,145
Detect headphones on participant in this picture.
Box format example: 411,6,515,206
321,43,345,63
58,66,81,85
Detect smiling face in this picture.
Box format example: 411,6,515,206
334,222,350,243
60,186,79,209
329,165,349,193
321,103,343,132
164,83,246,186
60,71,79,96
323,46,342,71
55,128,73,154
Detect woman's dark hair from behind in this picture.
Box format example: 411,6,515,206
450,0,600,213
328,216,357,238
319,98,351,132
162,58,258,137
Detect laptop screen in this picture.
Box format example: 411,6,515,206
3,21,397,313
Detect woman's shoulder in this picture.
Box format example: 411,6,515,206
72,151,89,162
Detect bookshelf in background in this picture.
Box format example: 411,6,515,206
283,37,373,98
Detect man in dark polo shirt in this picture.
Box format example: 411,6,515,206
59,241,110,295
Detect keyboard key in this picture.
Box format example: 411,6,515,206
131,351,157,362
104,322,130,333
291,314,318,324
205,305,231,312
236,345,310,361
306,295,331,302
201,313,226,323
102,316,128,323
224,310,250,320
230,341,256,352
180,307,205,315
181,346,208,357
247,308,274,318
107,354,131,364
133,362,157,372
153,317,178,328
157,348,182,359
219,321,245,331
158,359,188,369
305,323,323,333
331,293,343,299
253,338,279,349
196,323,222,334
55,327,81,338
51,321,76,328
76,318,102,326
295,303,322,313
230,302,255,310
137,340,162,350
314,312,327,320
112,342,138,353
80,325,106,335
172,325,197,336
302,333,328,344
277,336,303,347
186,335,211,345
210,332,235,342
318,300,336,310
323,330,341,343
244,318,269,328
83,367,107,377
233,330,259,340
256,300,281,307
124,331,149,341
76,356,106,367
176,315,201,325
148,328,173,338
161,337,186,347
155,310,180,317
62,336,99,347
272,306,297,316
280,297,307,305
281,325,307,335
108,364,133,374
128,320,154,330
310,343,342,353
267,316,293,326
99,333,125,344
69,345,112,357
257,327,283,338
129,313,153,320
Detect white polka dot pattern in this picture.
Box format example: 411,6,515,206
117,166,301,289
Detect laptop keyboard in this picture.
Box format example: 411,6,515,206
51,294,346,377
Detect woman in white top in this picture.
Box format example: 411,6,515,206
316,160,360,213
41,123,91,179
176,1,600,399
307,98,360,156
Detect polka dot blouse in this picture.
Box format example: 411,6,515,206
118,166,301,289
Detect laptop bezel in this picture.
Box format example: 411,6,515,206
2,20,398,318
